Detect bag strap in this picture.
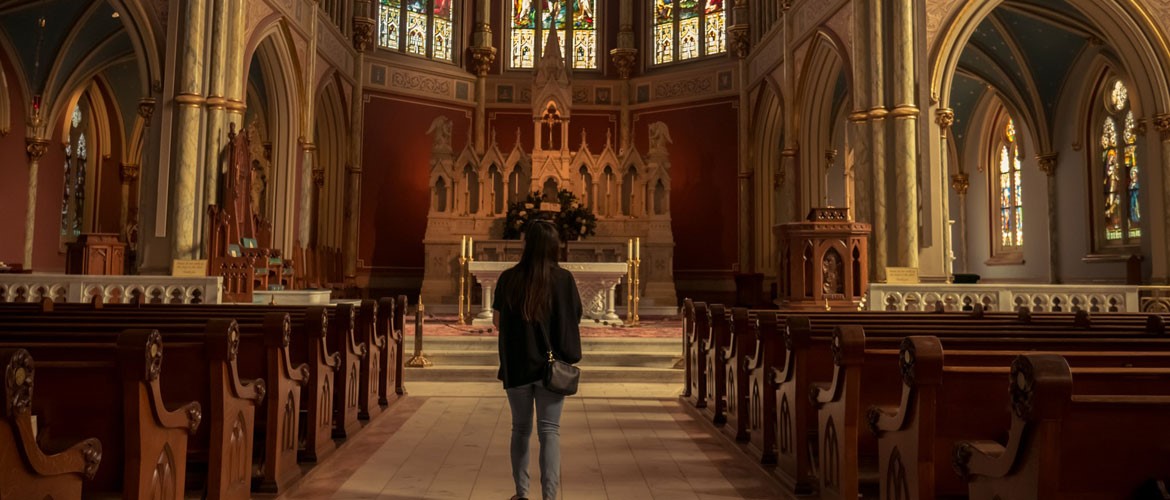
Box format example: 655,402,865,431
536,322,557,363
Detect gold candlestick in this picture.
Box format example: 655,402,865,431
407,296,432,367
626,257,634,323
465,253,475,325
633,258,641,325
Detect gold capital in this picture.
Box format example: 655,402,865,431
1036,153,1058,177
950,172,970,195
935,108,955,129
120,163,140,182
609,48,638,80
352,17,376,52
25,138,49,161
137,97,156,126
1154,114,1170,140
469,46,497,77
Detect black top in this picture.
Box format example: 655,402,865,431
492,266,583,389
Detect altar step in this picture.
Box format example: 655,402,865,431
403,336,684,384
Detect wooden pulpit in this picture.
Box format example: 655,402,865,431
66,233,126,275
775,208,870,310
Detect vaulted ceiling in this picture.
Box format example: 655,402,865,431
950,0,1096,150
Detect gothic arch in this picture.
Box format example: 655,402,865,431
750,82,784,276
796,30,852,217
244,28,301,252
932,0,1170,118
313,73,348,248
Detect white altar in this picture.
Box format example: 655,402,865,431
469,261,628,327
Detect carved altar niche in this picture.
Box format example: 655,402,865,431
775,208,870,310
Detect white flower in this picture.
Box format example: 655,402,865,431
580,226,587,234
519,210,527,217
524,203,534,209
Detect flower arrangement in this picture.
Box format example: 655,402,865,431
503,189,598,241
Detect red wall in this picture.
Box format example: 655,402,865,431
360,92,472,269
0,51,27,265
634,100,739,272
361,94,739,280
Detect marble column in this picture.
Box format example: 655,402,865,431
299,142,317,247
346,19,372,281
470,0,495,155
890,0,919,270
311,168,325,247
950,172,969,272
936,108,954,282
611,0,636,152
201,0,229,252
1157,114,1170,284
224,0,246,131
23,138,49,268
1037,153,1059,283
172,0,209,261
731,3,751,272
119,163,140,239
867,0,887,282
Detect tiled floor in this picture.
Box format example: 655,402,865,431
278,383,782,500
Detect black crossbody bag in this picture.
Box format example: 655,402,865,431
538,324,580,395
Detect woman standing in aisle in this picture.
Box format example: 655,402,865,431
493,220,583,500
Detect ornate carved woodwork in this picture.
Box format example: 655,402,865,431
775,208,870,310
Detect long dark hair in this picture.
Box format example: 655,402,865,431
508,220,562,322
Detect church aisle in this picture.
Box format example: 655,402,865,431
278,384,782,500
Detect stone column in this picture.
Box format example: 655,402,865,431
731,3,751,272
172,0,209,261
867,0,887,282
936,108,954,282
1037,153,1059,283
311,167,325,247
470,0,496,155
23,138,49,268
119,163,140,239
950,172,969,272
477,278,495,320
201,0,229,249
224,0,247,130
299,141,317,247
1157,114,1170,284
611,0,636,152
346,18,373,281
890,0,919,270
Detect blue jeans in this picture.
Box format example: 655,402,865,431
505,382,566,500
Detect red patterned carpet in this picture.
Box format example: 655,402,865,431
416,314,683,337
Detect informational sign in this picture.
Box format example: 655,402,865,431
540,202,562,212
885,267,920,284
172,259,209,277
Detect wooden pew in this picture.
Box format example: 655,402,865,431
702,304,731,425
869,337,1170,500
1,330,201,498
394,295,408,396
686,302,710,409
0,302,341,472
1,348,102,499
681,298,694,399
722,307,754,442
744,310,782,464
0,320,264,500
955,354,1170,500
769,311,1170,495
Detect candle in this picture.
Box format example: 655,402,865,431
635,237,640,260
628,239,633,261
460,235,467,259
468,237,474,259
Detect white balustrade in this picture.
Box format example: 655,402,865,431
0,274,223,304
866,284,1164,313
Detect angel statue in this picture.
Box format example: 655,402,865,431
426,115,453,154
649,121,673,154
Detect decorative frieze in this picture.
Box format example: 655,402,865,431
654,76,714,100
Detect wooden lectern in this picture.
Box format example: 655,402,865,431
775,208,870,310
66,233,126,275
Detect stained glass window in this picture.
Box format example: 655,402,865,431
61,102,89,242
510,0,598,69
652,0,726,65
377,0,401,50
1100,80,1141,244
994,118,1023,252
376,0,456,62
